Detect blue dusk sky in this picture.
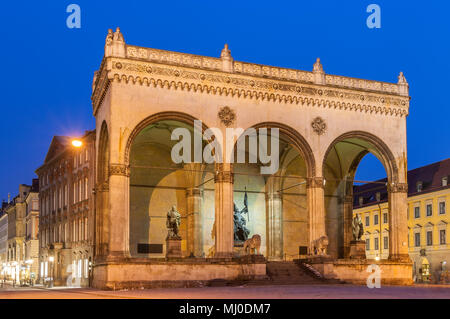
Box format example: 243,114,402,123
0,1,449,199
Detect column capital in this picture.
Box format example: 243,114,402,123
95,182,109,193
387,182,408,193
186,187,202,197
109,163,130,177
265,192,282,201
343,195,353,203
306,177,325,189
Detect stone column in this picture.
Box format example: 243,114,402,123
388,182,410,261
214,163,234,258
186,187,203,257
107,164,130,259
307,177,327,255
95,182,109,258
265,191,283,260
343,194,354,258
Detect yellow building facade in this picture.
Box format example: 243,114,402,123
354,159,449,284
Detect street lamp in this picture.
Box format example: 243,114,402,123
72,139,83,148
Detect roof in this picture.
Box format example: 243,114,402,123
353,158,450,209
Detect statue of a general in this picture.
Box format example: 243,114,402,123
234,202,250,242
166,205,181,240
352,213,364,241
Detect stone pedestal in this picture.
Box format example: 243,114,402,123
166,238,182,258
349,240,366,259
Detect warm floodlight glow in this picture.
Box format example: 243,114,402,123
72,140,83,147
48,256,54,262
375,256,380,261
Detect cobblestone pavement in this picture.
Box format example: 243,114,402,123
0,283,450,299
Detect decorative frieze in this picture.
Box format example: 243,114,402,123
91,58,409,118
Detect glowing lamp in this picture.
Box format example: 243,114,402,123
72,140,83,148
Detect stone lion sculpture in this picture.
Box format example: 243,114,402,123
313,235,329,256
243,234,261,255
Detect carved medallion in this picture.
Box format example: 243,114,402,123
311,117,327,135
218,106,236,127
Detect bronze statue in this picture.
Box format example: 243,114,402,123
166,205,181,240
352,213,364,241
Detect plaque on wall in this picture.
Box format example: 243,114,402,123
299,246,308,255
137,243,163,254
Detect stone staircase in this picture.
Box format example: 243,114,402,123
207,261,344,287
265,261,326,285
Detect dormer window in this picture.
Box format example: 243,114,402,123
376,192,381,202
359,196,364,206
417,181,423,193
442,177,448,187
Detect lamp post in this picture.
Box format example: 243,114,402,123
48,256,54,288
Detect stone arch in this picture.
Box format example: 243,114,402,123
322,131,399,184
124,111,211,166
97,121,109,184
234,121,316,179
322,131,400,259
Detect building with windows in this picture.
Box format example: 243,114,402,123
0,203,8,278
24,179,39,284
354,158,450,283
4,183,35,284
36,130,96,287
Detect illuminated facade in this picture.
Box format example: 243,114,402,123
89,27,412,288
353,158,450,283
36,131,96,287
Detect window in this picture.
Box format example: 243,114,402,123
440,230,446,245
73,182,77,203
439,201,446,215
84,259,89,278
383,236,389,250
443,177,448,187
374,237,379,250
365,215,370,227
374,214,379,225
376,192,381,202
415,233,421,247
359,197,364,206
426,204,432,217
64,184,68,206
426,231,433,246
77,259,82,278
383,213,388,224
414,206,420,218
417,182,423,192
84,177,88,200
366,239,370,250
79,180,82,201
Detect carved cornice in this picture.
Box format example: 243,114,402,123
109,164,130,177
387,182,408,193
91,55,410,117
